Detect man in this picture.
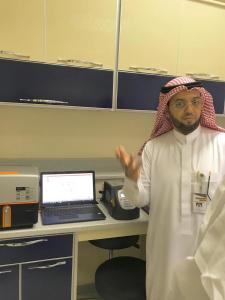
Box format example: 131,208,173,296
116,77,225,300
168,174,225,300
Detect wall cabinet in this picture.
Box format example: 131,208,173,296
119,0,225,81
0,57,224,113
0,0,117,69
0,58,113,109
46,0,116,69
0,234,74,300
117,72,225,114
0,0,116,109
0,0,44,62
0,0,224,113
177,0,225,81
117,0,225,113
119,0,181,76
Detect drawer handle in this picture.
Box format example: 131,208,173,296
0,239,48,247
0,49,30,60
186,72,219,80
0,270,12,274
129,66,168,74
19,98,69,105
28,261,66,270
195,0,225,7
57,58,103,68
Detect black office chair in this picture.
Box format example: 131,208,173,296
89,235,146,300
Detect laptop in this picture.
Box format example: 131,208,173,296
40,170,106,225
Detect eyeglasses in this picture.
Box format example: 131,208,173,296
170,98,202,110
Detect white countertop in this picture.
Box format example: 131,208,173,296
0,158,148,241
0,203,149,241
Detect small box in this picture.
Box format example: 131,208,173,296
101,181,140,220
0,165,39,229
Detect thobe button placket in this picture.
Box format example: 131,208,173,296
181,144,192,215
180,143,192,233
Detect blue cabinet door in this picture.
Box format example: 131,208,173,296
117,72,174,110
0,265,19,300
201,79,225,114
22,258,72,300
117,71,225,114
0,58,113,109
0,234,73,265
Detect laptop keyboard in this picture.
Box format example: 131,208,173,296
44,205,96,219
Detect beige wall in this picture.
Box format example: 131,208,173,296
0,105,155,159
0,105,225,160
216,115,225,129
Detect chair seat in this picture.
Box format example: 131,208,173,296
95,256,146,300
90,236,139,250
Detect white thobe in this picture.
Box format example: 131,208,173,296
168,174,225,300
123,126,225,300
194,175,225,299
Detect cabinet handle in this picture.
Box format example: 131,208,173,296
0,270,12,274
129,66,168,75
0,50,30,60
28,261,66,270
186,72,219,80
19,98,69,104
194,0,225,7
57,58,103,68
0,239,48,247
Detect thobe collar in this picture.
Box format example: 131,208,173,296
173,125,201,144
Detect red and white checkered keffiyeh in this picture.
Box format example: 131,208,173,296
139,76,225,153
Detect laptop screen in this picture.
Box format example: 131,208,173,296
41,171,96,205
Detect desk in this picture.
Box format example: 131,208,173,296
0,203,148,300
0,158,148,299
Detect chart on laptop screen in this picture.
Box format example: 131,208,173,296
42,172,94,204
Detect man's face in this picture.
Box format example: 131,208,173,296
167,90,202,134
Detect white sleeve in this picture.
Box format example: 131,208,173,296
122,142,152,208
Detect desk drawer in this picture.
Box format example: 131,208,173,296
0,234,73,265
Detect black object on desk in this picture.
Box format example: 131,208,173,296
100,181,140,220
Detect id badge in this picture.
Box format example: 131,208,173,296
192,193,209,214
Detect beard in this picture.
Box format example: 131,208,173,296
169,114,201,135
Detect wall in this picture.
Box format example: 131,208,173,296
0,105,155,158
0,105,225,159
216,115,225,128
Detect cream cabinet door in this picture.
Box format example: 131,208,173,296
0,0,45,62
119,0,181,75
46,0,117,70
177,0,225,81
